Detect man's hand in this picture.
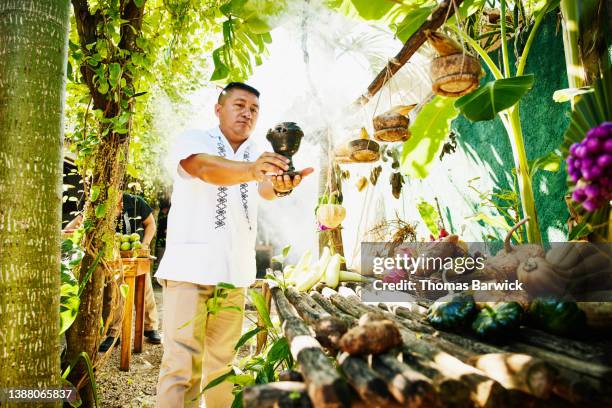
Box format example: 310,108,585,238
270,167,315,192
249,152,290,182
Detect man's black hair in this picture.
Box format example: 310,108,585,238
218,82,260,103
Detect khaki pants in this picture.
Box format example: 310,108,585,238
156,280,245,408
105,273,160,337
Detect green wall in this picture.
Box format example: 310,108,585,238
452,13,570,242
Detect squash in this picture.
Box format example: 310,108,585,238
324,254,342,289
485,217,545,280
517,257,568,296
316,203,346,229
518,241,612,297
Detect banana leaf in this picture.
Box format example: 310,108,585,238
455,75,535,122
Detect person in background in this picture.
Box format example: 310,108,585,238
63,192,162,350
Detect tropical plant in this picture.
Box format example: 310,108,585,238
0,1,70,403
448,0,561,244
202,288,294,408
561,69,612,241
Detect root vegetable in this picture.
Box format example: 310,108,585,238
339,320,402,356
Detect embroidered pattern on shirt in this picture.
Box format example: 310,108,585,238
214,135,251,229
240,149,251,230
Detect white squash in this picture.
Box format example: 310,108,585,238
339,270,363,282
324,254,342,289
316,204,346,229
296,247,331,292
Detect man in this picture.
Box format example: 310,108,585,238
64,193,162,349
155,82,313,408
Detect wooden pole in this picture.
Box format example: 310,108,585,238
354,0,464,106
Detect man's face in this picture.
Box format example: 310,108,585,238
215,89,260,142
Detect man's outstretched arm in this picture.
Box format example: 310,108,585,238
179,152,289,186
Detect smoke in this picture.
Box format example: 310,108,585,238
152,2,438,265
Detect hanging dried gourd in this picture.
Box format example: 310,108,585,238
349,127,380,163
372,105,416,143
355,176,368,192
369,165,382,185
390,172,404,199
316,204,346,229
426,30,482,97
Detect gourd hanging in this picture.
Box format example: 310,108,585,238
426,30,482,97
348,127,380,163
372,105,416,143
316,204,346,229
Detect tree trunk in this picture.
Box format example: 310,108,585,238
0,1,70,407
64,1,145,405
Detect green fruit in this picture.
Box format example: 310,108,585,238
131,242,142,250
130,233,140,242
121,235,131,243
120,242,131,251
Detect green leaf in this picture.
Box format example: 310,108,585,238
282,245,291,259
95,203,106,218
60,264,80,335
108,63,121,88
217,282,236,289
97,80,109,95
210,47,230,81
234,327,263,350
568,222,593,241
350,0,394,20
529,151,561,177
248,289,273,328
90,185,100,202
202,369,235,392
120,283,129,299
243,16,272,34
400,96,459,178
267,337,290,363
467,213,514,239
134,0,145,7
562,69,612,151
416,199,439,237
553,87,594,103
395,5,435,42
455,75,535,122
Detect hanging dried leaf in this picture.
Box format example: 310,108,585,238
370,165,382,185
390,172,404,199
425,30,464,56
356,176,368,192
439,130,458,161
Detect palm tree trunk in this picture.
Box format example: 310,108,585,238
0,1,70,407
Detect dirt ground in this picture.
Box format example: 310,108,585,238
96,285,261,407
